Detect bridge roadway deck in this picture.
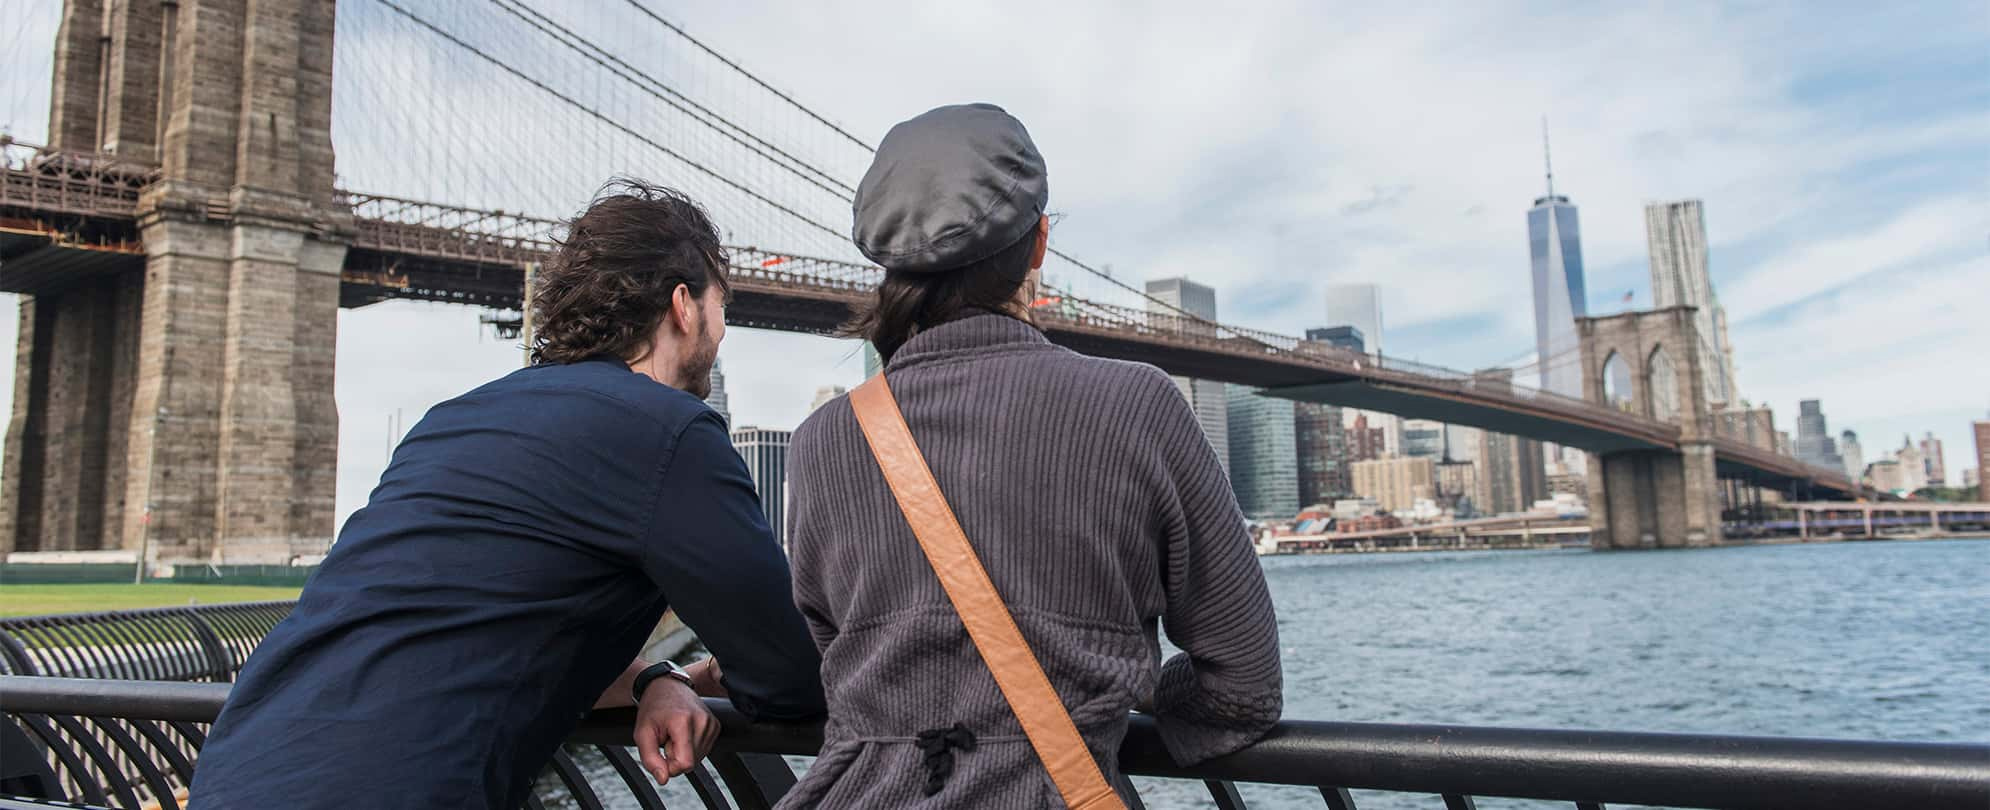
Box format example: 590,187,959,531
0,158,1855,496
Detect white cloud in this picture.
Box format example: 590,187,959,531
1721,196,1986,323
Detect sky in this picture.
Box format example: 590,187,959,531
1,0,1986,529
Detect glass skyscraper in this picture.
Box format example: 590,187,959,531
1295,327,1359,507
1840,430,1865,481
1226,387,1299,520
1794,400,1843,472
1401,420,1446,458
1527,147,1587,398
1304,326,1365,353
704,359,730,428
730,426,790,548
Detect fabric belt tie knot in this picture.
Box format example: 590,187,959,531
914,723,978,796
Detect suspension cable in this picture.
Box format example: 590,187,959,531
492,0,857,198
371,0,851,244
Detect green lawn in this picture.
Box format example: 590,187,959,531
0,583,301,618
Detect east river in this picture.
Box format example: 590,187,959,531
555,537,1990,809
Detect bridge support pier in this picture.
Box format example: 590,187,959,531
1,274,145,553
115,213,344,564
0,219,344,563
2,0,345,565
1577,307,1726,550
1585,445,1722,549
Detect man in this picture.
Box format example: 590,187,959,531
191,180,825,809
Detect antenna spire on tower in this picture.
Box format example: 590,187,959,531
1542,116,1555,198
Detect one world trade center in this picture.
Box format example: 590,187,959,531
1528,125,1587,399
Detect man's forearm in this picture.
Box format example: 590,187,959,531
686,657,727,698
595,657,650,710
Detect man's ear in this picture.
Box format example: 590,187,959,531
668,283,696,335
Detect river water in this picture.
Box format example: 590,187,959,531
554,538,1990,808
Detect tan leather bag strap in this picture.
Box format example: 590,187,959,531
849,375,1125,810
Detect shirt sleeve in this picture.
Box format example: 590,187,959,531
643,411,826,721
1140,371,1285,765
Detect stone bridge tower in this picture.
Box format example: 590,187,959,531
2,0,348,566
1575,306,1722,548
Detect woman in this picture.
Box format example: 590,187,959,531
779,104,1283,808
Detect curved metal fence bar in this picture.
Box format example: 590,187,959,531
0,603,295,683
4,677,1985,810
0,604,296,808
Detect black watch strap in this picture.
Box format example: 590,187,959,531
632,660,694,704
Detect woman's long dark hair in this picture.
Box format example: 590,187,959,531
841,228,1038,362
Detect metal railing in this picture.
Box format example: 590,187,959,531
0,140,159,220
344,191,561,268
0,603,295,683
0,603,294,809
2,604,1987,808
2,676,1986,810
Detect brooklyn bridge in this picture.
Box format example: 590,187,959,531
0,0,1858,567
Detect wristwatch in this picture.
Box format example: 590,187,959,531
631,660,695,704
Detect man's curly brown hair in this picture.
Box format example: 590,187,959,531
529,179,731,365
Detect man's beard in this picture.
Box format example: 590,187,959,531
680,331,719,400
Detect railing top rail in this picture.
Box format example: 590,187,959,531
5,676,1985,810
0,600,297,682
0,601,296,629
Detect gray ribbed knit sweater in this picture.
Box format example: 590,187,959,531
777,313,1283,808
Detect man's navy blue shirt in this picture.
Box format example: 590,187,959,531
192,357,825,809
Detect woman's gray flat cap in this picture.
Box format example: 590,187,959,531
852,103,1048,273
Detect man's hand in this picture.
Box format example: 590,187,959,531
632,678,720,784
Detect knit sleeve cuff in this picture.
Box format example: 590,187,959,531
1150,653,1283,766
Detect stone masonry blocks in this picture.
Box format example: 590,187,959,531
102,0,165,160
1,297,47,553
289,241,343,548
215,225,305,553
124,219,232,561
0,276,144,553
161,0,246,187
48,0,104,151
120,218,344,563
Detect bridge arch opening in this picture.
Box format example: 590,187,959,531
1601,351,1634,412
1648,346,1680,423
